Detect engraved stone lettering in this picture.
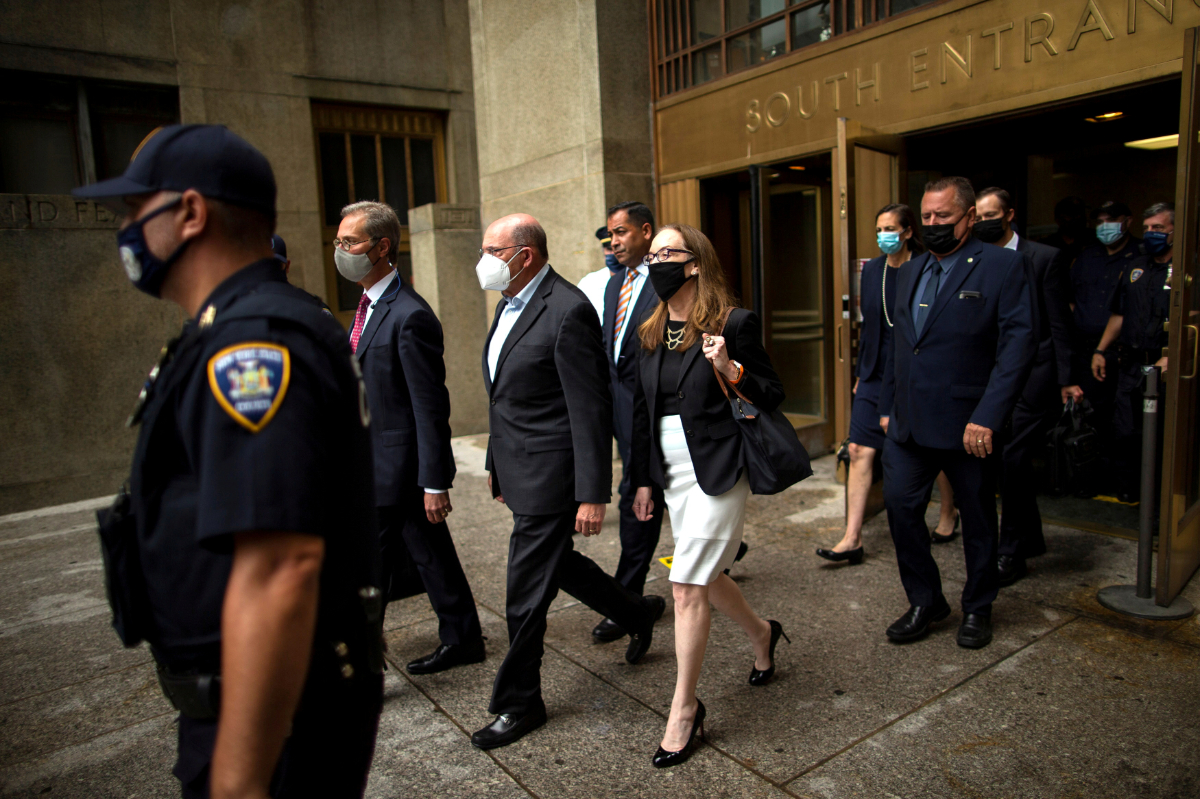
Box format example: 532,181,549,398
1025,12,1060,61
766,92,791,127
746,99,762,133
797,81,819,119
1128,0,1173,33
0,195,31,229
825,72,848,112
1069,0,1116,49
95,204,114,224
911,48,930,91
37,201,58,222
941,36,973,83
75,201,92,224
855,63,880,105
982,22,1015,69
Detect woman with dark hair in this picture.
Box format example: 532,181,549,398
816,203,959,564
629,223,787,768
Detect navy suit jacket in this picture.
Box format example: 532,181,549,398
856,255,895,381
880,238,1035,449
603,267,660,446
355,273,455,506
1017,236,1074,386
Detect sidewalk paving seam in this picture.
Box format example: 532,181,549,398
0,709,176,770
0,655,154,710
778,613,1081,787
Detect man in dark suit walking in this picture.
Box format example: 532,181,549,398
336,201,485,674
589,201,666,644
975,188,1079,587
879,177,1035,650
471,213,665,750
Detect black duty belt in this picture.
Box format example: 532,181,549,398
156,662,221,720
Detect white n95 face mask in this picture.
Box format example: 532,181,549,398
476,248,527,291
334,246,377,283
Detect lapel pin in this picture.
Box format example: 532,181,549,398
199,305,216,329
967,257,973,263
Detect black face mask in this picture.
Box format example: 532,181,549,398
923,215,966,255
648,259,695,301
973,217,1006,244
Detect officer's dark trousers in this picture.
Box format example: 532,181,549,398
378,488,483,645
175,669,383,798
489,507,650,716
1075,336,1118,449
999,357,1055,561
613,427,665,595
883,437,1000,615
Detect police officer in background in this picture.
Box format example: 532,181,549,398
1091,202,1174,502
76,125,384,798
1069,200,1141,491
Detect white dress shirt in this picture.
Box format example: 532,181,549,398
612,263,650,357
1004,231,1020,251
488,264,551,383
576,267,612,319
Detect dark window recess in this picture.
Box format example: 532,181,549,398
350,134,379,202
381,137,408,218
411,139,437,208
87,82,178,180
318,133,350,226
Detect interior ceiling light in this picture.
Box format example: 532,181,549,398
789,165,806,171
1085,111,1125,122
769,172,781,178
1124,134,1179,150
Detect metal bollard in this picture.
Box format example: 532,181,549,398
1097,365,1193,619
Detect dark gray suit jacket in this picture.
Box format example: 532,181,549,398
1017,236,1074,386
356,273,455,506
483,267,613,516
603,266,659,449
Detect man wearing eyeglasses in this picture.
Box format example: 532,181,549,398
336,201,485,676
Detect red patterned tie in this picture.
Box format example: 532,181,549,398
612,268,638,356
349,292,371,353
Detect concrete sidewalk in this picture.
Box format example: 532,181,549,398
1,437,1198,798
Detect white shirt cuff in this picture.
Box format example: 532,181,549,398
424,488,448,494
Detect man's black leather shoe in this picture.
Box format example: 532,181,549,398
997,555,1027,587
592,617,626,642
956,613,993,649
406,640,486,675
626,595,666,664
470,705,548,749
885,598,951,643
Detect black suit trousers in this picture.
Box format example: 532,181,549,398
883,438,1000,615
489,507,649,716
614,421,664,595
999,358,1055,560
379,490,482,645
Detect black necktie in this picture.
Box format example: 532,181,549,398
915,262,943,336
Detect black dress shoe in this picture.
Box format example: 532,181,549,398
815,546,864,565
592,617,626,642
405,640,486,675
956,613,993,649
748,620,790,686
470,705,548,749
997,555,1027,587
930,513,960,544
652,699,706,768
886,599,951,643
626,595,666,664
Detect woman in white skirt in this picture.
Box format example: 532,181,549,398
629,223,789,768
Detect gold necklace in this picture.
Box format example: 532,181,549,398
665,325,685,350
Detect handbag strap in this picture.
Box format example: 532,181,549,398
709,307,757,417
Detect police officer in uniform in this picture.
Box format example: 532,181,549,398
1091,202,1174,502
1069,200,1141,491
76,125,384,798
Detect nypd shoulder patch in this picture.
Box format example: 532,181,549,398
207,342,291,432
1130,268,1145,283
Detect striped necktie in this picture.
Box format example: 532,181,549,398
613,268,638,355
349,292,371,353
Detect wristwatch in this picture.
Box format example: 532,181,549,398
1094,349,1106,355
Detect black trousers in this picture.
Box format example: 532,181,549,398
883,437,1000,616
613,429,665,596
999,357,1055,561
379,490,482,645
489,507,650,716
175,670,383,798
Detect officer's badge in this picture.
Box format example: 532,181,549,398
207,342,290,432
1130,268,1144,283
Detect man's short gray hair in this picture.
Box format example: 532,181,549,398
342,201,402,265
1144,201,1175,225
924,176,976,213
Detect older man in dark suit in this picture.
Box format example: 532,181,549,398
879,177,1035,650
337,201,485,675
471,213,665,750
975,187,1079,587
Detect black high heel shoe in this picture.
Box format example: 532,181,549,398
815,546,864,565
748,620,790,686
930,512,960,544
652,699,706,768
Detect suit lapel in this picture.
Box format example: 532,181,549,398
898,252,926,344
603,269,622,355
354,275,399,358
622,277,659,359
677,338,706,386
491,268,554,387
643,338,664,419
919,240,983,342
483,297,505,394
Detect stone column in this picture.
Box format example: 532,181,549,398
409,203,490,436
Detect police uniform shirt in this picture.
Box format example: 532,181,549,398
131,259,379,671
1109,256,1172,353
1070,237,1142,337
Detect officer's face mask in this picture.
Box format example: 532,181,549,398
1143,230,1172,255
334,240,381,283
605,252,621,271
117,197,192,298
476,247,528,291
972,217,1007,244
1096,220,1126,246
923,213,968,256
877,231,904,255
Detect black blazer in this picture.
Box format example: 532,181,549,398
356,273,455,506
630,309,784,496
603,266,660,438
483,267,613,516
880,238,1035,448
1017,236,1074,385
855,255,897,382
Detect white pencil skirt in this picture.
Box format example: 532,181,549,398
659,414,751,586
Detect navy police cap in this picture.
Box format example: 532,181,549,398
73,124,276,216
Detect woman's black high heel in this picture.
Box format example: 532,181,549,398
930,512,960,544
815,546,864,565
652,699,706,768
748,620,790,686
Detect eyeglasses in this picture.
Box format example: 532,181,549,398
642,247,694,267
478,244,527,258
333,236,378,252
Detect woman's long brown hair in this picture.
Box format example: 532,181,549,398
638,223,739,352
